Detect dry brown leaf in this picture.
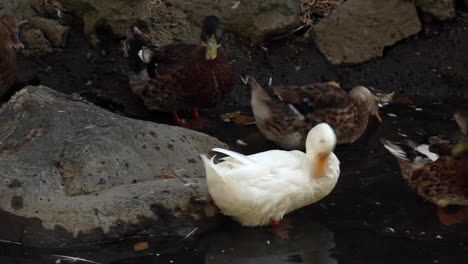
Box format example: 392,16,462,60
162,174,175,178
394,97,414,104
133,241,150,251
327,81,340,87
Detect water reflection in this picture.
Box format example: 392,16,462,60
201,219,337,264
1,97,468,263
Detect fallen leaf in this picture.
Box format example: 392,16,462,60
220,111,240,119
133,241,149,251
327,81,340,88
394,97,414,104
233,114,256,124
162,174,175,178
219,112,255,124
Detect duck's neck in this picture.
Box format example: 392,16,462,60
191,45,227,66
302,150,328,180
352,99,371,137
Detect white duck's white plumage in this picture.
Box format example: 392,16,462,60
201,123,340,226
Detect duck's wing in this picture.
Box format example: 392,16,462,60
271,83,351,117
411,156,468,204
151,44,197,76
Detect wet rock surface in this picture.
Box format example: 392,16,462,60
59,0,151,39
416,0,456,21
167,0,302,43
312,0,422,64
0,87,225,247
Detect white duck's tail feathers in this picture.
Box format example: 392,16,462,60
201,154,228,182
380,138,408,161
212,148,256,166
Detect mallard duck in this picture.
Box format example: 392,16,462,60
126,16,234,128
244,76,391,150
0,10,24,98
381,112,468,225
201,123,340,227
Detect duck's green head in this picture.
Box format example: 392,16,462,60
200,16,224,60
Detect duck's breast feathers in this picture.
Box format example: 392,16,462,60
272,83,351,116
181,46,233,107
152,44,197,75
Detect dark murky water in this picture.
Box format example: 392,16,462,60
1,97,468,264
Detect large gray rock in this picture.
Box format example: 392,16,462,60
0,86,224,247
416,0,455,21
2,0,70,56
312,0,422,64
166,0,302,44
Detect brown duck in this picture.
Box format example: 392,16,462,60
245,76,392,149
126,16,234,128
0,10,24,98
381,111,468,226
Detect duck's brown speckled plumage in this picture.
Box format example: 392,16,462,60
382,113,468,207
135,45,233,111
127,16,234,113
247,76,383,149
0,12,20,98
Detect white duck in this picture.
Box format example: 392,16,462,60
201,123,340,226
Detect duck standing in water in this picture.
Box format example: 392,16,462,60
126,16,234,129
381,111,468,226
201,123,340,234
0,10,24,98
244,76,392,149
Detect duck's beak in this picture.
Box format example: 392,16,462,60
313,152,329,178
12,32,24,49
375,111,383,123
205,35,218,60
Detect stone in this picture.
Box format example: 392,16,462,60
19,28,53,57
59,0,151,38
166,0,302,44
0,86,226,247
25,16,69,48
416,0,455,21
312,0,422,64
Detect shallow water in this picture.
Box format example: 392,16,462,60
1,97,468,264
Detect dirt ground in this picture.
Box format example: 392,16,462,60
14,11,468,127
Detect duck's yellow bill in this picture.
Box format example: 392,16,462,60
205,36,218,60
313,153,329,178
375,111,383,123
